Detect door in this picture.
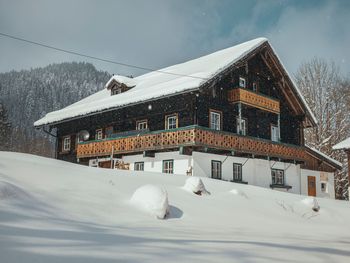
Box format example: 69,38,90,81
307,176,316,196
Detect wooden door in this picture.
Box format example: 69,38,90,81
307,176,316,196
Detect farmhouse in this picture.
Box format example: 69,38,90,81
35,38,341,198
333,137,350,195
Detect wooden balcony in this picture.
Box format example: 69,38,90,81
228,88,280,114
77,125,306,161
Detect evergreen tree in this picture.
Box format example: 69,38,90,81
0,102,11,150
0,62,111,156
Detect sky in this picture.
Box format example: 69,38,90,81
0,0,349,77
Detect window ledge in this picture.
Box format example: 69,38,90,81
270,184,292,190
231,180,248,184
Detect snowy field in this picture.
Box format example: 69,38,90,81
0,152,350,263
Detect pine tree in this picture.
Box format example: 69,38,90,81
0,62,111,156
0,102,12,150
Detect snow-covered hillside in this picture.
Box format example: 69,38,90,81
0,152,349,263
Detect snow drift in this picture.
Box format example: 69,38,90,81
1,151,350,263
183,177,210,195
130,184,170,219
0,181,29,200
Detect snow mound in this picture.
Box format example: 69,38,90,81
301,197,320,212
183,177,210,195
230,188,248,199
0,181,29,200
130,184,170,219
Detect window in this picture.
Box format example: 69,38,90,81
165,114,178,130
239,77,246,88
136,120,148,130
111,87,122,95
233,163,242,181
63,136,71,151
252,82,258,92
211,160,222,179
96,129,103,140
321,182,327,192
105,126,113,138
209,110,222,130
134,162,144,171
163,160,174,174
271,124,279,142
236,118,247,135
271,169,284,185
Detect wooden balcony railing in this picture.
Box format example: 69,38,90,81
77,125,306,161
228,88,280,114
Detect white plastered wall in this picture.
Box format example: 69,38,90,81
300,169,335,198
191,151,301,194
122,151,193,175
109,150,335,199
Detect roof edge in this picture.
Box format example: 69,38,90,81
305,145,343,170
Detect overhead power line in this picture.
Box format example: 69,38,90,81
0,32,208,80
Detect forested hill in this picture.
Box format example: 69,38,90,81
0,62,111,156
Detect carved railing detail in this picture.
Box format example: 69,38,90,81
77,126,305,161
228,88,280,114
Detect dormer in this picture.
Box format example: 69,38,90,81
105,75,136,96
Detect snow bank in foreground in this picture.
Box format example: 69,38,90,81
130,184,169,219
0,181,29,200
183,177,210,195
1,152,350,263
302,197,320,212
230,188,248,199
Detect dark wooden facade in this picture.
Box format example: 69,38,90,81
51,44,339,172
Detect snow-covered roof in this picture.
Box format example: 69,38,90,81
34,37,315,127
333,137,350,150
105,75,136,89
306,145,343,168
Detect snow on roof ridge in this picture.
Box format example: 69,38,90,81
332,137,350,150
105,75,137,89
305,145,343,167
34,37,267,127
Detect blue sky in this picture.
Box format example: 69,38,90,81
0,0,349,76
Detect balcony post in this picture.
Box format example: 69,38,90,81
278,113,281,141
238,102,242,135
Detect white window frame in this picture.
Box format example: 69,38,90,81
165,114,178,130
211,160,222,179
163,160,174,174
239,77,246,88
271,124,279,142
63,136,71,151
210,110,222,130
271,169,284,185
134,162,144,171
136,120,148,130
96,129,103,140
236,118,247,136
233,163,242,181
321,182,328,193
